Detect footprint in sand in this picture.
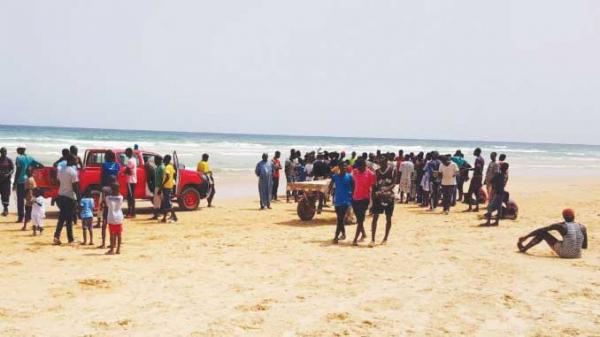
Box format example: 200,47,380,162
325,312,349,322
78,278,111,289
235,299,276,312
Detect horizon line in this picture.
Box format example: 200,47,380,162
1,123,599,148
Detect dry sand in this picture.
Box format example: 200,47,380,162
0,176,599,337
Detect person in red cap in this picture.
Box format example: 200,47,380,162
517,209,588,258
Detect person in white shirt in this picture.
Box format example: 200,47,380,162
31,190,45,236
105,183,124,255
398,155,415,204
438,155,459,214
124,147,137,218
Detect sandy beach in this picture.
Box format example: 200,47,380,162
0,175,599,337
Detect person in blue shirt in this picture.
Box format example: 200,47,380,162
80,191,95,245
255,153,273,210
13,147,42,222
328,161,354,244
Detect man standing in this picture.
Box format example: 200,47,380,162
197,153,215,207
371,157,396,246
271,151,282,201
439,155,459,214
160,154,178,223
284,149,296,203
481,163,509,226
485,152,499,201
465,148,485,212
255,153,273,210
150,155,164,220
0,147,14,216
54,155,80,245
398,154,414,204
13,147,42,223
124,148,137,218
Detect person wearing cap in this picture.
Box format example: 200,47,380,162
518,209,588,258
13,147,42,223
0,147,15,216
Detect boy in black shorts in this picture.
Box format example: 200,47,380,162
371,157,396,247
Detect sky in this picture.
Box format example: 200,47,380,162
1,1,599,145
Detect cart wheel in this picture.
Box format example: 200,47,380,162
297,197,316,221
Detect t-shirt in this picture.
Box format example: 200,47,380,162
352,169,375,201
163,164,175,189
155,164,165,189
375,166,396,204
101,161,120,186
126,157,137,184
271,159,281,178
196,160,210,174
105,195,124,224
439,162,459,186
399,161,415,181
0,157,14,182
31,195,45,219
332,173,353,206
473,156,485,177
485,161,499,184
492,172,506,195
57,165,79,199
15,155,37,184
80,197,94,218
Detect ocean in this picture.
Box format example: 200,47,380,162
1,124,600,177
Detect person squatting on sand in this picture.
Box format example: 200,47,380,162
518,209,588,258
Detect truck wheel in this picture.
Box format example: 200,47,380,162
297,196,316,221
178,187,200,211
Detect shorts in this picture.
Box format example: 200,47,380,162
109,224,122,234
153,187,162,209
161,188,173,210
82,217,93,229
372,199,394,217
352,199,369,224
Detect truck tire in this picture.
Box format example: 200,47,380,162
178,186,200,211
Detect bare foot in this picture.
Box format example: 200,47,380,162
381,240,387,245
116,250,120,254
80,242,87,245
352,241,358,246
368,241,376,247
105,250,114,255
517,241,526,252
21,225,26,231
97,245,105,249
89,242,94,246
332,238,339,244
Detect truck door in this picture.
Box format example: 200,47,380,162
135,152,146,198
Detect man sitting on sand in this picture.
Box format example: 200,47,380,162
518,209,588,258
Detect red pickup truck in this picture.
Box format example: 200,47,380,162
32,149,210,211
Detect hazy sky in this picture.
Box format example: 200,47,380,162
1,1,599,144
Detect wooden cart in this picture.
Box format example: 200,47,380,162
287,179,331,221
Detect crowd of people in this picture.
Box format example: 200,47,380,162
254,148,588,256
0,144,589,259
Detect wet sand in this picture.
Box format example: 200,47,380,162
0,176,599,336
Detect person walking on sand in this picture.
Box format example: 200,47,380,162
197,153,215,207
329,161,354,244
465,148,485,212
481,162,509,226
272,151,282,201
255,153,273,210
485,152,499,201
124,148,137,218
351,158,375,245
14,147,42,223
518,209,588,258
438,155,459,214
0,147,14,216
371,156,396,246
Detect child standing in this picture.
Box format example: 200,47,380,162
80,192,95,245
31,189,45,235
22,171,37,231
105,183,123,255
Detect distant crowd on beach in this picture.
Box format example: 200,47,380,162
0,144,588,258
254,148,588,256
